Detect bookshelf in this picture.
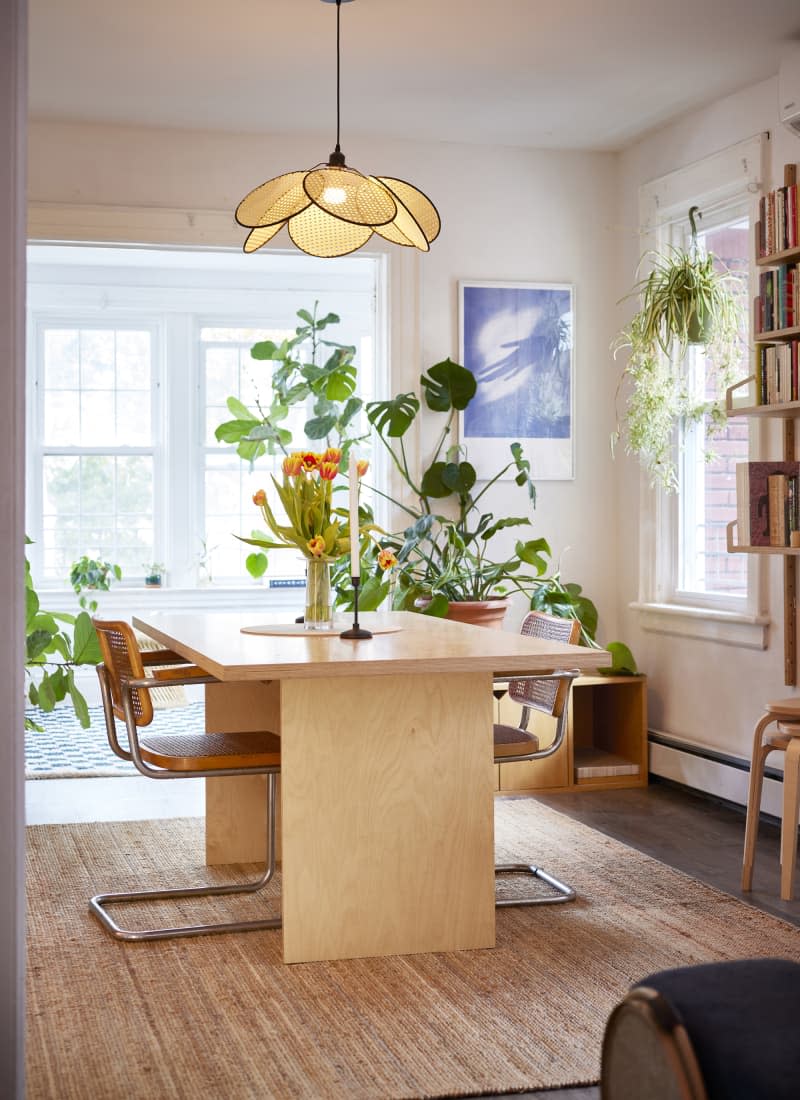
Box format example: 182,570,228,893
495,674,648,794
726,163,800,684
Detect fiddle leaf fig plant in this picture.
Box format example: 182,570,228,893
26,539,103,730
612,238,745,491
214,301,368,465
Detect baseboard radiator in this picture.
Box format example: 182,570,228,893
648,730,784,822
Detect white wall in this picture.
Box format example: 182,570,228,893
617,77,800,763
1,0,26,1095
27,121,622,643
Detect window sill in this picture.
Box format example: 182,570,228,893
37,584,305,617
630,602,769,650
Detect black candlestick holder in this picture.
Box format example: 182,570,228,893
340,576,373,639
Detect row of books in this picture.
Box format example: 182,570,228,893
736,461,800,547
755,263,799,333
757,164,800,258
754,339,800,405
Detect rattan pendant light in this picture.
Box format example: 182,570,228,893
235,0,440,258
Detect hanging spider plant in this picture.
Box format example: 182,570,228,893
612,230,745,492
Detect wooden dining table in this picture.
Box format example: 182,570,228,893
132,609,608,964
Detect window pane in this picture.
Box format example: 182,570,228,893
678,217,749,598
79,330,115,389
116,331,151,389
44,329,79,388
41,454,154,580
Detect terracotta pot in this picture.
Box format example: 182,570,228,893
444,598,509,630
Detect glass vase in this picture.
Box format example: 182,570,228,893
304,558,333,631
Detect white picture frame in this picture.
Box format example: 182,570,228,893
458,280,575,480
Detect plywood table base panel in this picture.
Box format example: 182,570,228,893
205,680,281,865
280,672,495,963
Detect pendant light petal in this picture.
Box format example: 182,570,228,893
243,221,287,253
369,178,429,251
375,177,441,244
303,165,396,227
287,204,373,258
235,171,312,228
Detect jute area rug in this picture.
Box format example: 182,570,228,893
26,798,800,1100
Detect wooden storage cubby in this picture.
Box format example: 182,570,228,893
496,674,648,794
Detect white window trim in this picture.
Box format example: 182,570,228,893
634,133,769,647
25,202,422,608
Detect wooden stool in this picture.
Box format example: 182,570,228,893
742,697,800,900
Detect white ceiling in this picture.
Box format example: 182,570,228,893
28,0,800,152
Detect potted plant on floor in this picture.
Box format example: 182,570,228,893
612,208,745,491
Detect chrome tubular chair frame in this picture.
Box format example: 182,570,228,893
493,608,583,909
89,772,281,942
494,668,581,907
89,622,283,941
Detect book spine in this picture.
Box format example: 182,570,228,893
769,473,789,547
736,463,750,545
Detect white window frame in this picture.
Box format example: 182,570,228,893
632,134,770,649
23,216,419,610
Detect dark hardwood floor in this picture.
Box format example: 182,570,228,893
470,777,800,1100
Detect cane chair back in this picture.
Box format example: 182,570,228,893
93,618,155,727
508,611,581,718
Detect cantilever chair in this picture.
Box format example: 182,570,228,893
494,610,581,907
90,618,282,942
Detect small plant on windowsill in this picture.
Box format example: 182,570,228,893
144,562,165,588
68,555,122,613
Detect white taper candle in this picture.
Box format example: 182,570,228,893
348,451,360,578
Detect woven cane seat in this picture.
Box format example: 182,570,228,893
493,724,540,759
139,730,281,771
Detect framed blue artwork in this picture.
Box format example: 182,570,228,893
459,281,574,480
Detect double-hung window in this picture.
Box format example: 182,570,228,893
26,245,384,592
636,135,767,644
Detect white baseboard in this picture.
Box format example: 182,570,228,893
649,734,784,820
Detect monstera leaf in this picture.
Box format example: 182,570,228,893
420,358,476,412
366,392,420,438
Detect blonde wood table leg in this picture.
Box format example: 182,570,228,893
780,737,800,901
280,671,495,963
204,681,281,865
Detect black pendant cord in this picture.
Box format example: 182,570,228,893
335,0,342,156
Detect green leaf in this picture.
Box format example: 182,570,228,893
68,677,91,728
226,396,259,421
215,418,261,444
26,629,53,662
249,340,280,361
36,675,57,712
246,552,268,579
366,392,420,438
304,413,338,439
515,537,551,575
421,593,449,617
339,396,363,427
25,585,39,630
420,358,477,412
603,641,638,676
72,612,102,665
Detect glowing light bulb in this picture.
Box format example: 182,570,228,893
322,186,347,205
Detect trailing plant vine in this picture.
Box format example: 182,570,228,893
612,234,746,492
